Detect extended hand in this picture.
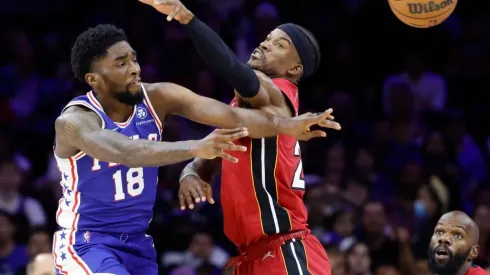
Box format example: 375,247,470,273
287,108,341,141
178,174,214,210
193,128,248,163
137,0,191,22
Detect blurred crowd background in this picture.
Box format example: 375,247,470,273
2,0,490,274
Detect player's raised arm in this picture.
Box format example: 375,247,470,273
149,82,340,140
139,0,266,101
54,106,249,167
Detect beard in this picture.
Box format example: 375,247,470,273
427,244,471,275
113,89,144,106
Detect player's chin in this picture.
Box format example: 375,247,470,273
247,59,263,70
127,84,143,95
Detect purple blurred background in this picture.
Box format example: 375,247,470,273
1,0,490,274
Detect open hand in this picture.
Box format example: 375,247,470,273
178,174,214,210
193,128,248,163
137,0,191,22
286,108,341,141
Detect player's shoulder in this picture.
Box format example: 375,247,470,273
55,105,101,133
143,82,181,101
254,70,282,93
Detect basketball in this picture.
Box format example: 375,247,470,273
388,0,457,28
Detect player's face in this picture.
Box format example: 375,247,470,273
428,217,472,275
248,29,302,79
90,41,143,106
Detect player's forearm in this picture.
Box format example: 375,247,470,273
181,17,260,97
182,158,220,182
77,131,199,168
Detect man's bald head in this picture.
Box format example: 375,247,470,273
28,253,56,275
427,211,481,275
439,211,479,245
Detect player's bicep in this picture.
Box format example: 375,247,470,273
55,107,131,163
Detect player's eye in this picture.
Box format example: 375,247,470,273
455,233,463,239
117,62,125,67
435,230,443,235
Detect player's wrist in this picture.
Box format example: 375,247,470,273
179,172,200,183
178,11,194,25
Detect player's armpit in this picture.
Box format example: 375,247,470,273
54,106,197,167
234,70,287,112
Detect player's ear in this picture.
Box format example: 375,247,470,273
85,73,99,88
287,63,303,77
468,245,479,261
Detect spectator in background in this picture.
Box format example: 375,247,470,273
345,242,372,275
0,211,28,275
161,232,228,273
383,52,447,114
0,160,46,244
355,201,399,272
411,177,450,260
473,204,490,267
15,227,51,275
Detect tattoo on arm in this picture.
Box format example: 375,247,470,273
55,106,198,167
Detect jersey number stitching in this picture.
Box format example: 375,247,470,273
113,168,145,201
291,141,305,190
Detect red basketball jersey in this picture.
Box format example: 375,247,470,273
466,266,488,275
221,78,309,248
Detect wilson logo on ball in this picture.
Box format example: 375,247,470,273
407,0,454,14
388,0,458,28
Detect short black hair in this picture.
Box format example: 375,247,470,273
70,24,127,81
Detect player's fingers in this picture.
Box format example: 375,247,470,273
184,190,194,209
213,127,248,135
195,182,206,202
317,119,341,130
216,142,247,152
303,130,327,140
205,184,215,204
167,4,182,21
178,193,186,210
215,131,249,143
187,184,201,203
218,151,239,163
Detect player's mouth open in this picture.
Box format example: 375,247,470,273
131,77,141,86
435,248,450,260
252,49,263,60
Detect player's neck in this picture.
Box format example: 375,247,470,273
93,91,134,123
456,262,472,275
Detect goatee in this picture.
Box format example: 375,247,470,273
114,90,144,106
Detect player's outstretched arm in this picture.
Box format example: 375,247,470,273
54,106,249,167
138,0,263,100
150,82,340,140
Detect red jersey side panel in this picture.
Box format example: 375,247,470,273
466,266,488,275
221,78,308,248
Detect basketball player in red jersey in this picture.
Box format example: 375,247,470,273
139,1,336,274
429,211,488,275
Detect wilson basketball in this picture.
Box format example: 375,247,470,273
388,0,457,28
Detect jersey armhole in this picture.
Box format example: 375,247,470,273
55,101,105,160
141,84,163,134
